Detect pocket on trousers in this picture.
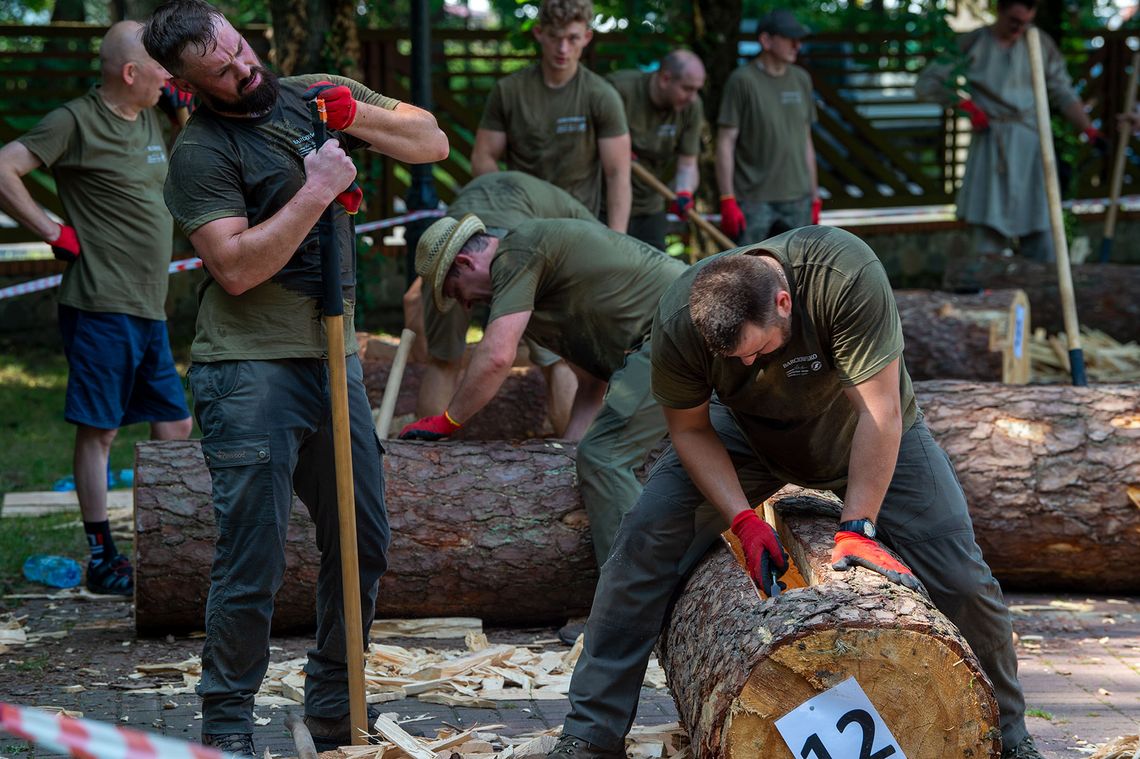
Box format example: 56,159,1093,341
201,434,275,525
188,361,243,404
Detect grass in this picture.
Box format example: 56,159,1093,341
1026,708,1054,720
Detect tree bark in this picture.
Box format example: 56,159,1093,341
949,259,1140,342
133,439,596,635
660,489,1000,759
915,381,1140,592
895,289,1026,381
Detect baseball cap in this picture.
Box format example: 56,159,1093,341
757,9,811,39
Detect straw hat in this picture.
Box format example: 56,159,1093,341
415,213,486,313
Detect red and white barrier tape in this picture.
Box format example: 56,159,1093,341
0,702,235,759
354,208,444,233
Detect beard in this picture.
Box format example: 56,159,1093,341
200,66,280,116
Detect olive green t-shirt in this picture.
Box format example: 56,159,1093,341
717,62,817,203
479,65,628,216
446,171,598,231
607,69,704,216
164,74,398,362
18,88,173,321
488,219,686,380
652,226,917,489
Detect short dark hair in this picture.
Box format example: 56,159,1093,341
997,0,1036,11
459,232,494,257
142,0,224,76
689,255,784,355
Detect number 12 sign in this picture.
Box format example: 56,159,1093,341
774,677,906,759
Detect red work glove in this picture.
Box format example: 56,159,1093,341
303,80,357,131
337,182,363,215
158,80,194,125
669,190,693,218
811,196,822,225
831,531,923,591
957,99,989,131
719,195,746,242
731,510,788,598
50,225,81,262
399,411,461,441
1083,126,1109,155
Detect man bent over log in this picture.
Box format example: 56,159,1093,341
548,225,1042,759
142,2,447,755
400,216,685,573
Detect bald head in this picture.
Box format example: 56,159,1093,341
661,49,705,81
100,21,148,82
99,20,169,112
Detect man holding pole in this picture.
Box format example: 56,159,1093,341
607,50,706,250
142,2,447,755
917,0,1101,287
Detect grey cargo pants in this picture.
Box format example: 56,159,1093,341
562,401,1027,750
189,355,391,734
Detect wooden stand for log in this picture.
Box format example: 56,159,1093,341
915,380,1140,592
896,289,1030,382
661,489,1000,758
133,439,597,635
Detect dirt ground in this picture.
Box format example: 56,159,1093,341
1,589,1138,758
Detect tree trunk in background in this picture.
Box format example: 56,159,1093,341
108,0,162,21
895,289,1023,381
50,0,85,21
690,0,741,147
270,0,360,77
661,489,1000,759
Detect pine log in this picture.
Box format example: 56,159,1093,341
915,380,1140,592
947,258,1140,343
133,439,597,635
895,289,1028,381
661,488,1000,759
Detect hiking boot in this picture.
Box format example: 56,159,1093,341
201,733,255,758
86,554,133,596
1001,736,1045,759
546,734,627,759
558,620,585,646
304,704,382,752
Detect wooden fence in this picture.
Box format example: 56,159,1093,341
1,23,1137,245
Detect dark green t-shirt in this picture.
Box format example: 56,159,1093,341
164,74,398,362
652,226,917,489
607,69,704,216
479,65,628,216
488,219,686,380
18,88,173,320
446,171,599,231
717,62,817,203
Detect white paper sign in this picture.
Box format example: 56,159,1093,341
774,677,906,759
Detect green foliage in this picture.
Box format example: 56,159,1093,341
1026,708,1054,720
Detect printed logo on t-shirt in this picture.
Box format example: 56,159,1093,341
555,116,588,134
656,124,678,139
780,91,803,106
783,353,822,377
146,144,167,164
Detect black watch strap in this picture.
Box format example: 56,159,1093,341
839,518,876,539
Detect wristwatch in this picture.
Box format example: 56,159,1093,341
839,518,877,539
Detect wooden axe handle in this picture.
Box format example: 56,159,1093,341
630,161,737,250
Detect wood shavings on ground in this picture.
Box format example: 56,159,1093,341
332,720,688,759
1088,735,1139,759
132,631,669,708
0,615,29,651
1030,328,1140,382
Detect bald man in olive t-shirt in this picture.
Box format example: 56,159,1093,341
555,225,1031,757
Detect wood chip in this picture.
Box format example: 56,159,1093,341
371,617,483,640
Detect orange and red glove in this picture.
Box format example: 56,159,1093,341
669,190,693,218
811,197,822,225
720,195,746,242
303,80,357,131
731,510,787,597
336,184,363,215
158,81,194,125
831,531,923,591
50,225,81,262
957,99,989,131
399,410,462,441
1083,126,1108,155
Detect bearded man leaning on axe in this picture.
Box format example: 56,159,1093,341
142,2,447,755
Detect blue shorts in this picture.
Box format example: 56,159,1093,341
59,305,190,430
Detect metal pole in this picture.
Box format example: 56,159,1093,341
404,0,439,287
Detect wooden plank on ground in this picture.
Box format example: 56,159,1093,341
2,491,132,517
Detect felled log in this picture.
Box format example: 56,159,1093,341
915,380,1140,592
133,439,597,635
359,336,552,440
946,258,1140,342
895,289,1029,382
661,488,1000,758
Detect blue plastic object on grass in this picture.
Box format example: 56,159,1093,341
50,467,134,492
22,554,83,589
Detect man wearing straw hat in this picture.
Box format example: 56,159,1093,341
400,214,684,575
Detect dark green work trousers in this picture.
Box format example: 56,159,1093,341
189,354,390,735
562,400,1027,750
